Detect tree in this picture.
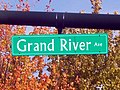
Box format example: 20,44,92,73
48,0,120,90
0,0,56,90
0,0,120,90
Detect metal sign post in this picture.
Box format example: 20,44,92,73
0,11,120,34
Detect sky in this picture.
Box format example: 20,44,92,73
29,0,120,14
5,0,120,14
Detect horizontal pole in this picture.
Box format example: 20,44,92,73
0,10,120,30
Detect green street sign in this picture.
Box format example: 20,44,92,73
11,34,108,56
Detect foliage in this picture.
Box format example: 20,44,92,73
0,0,120,90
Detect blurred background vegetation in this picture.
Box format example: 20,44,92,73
0,0,120,90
